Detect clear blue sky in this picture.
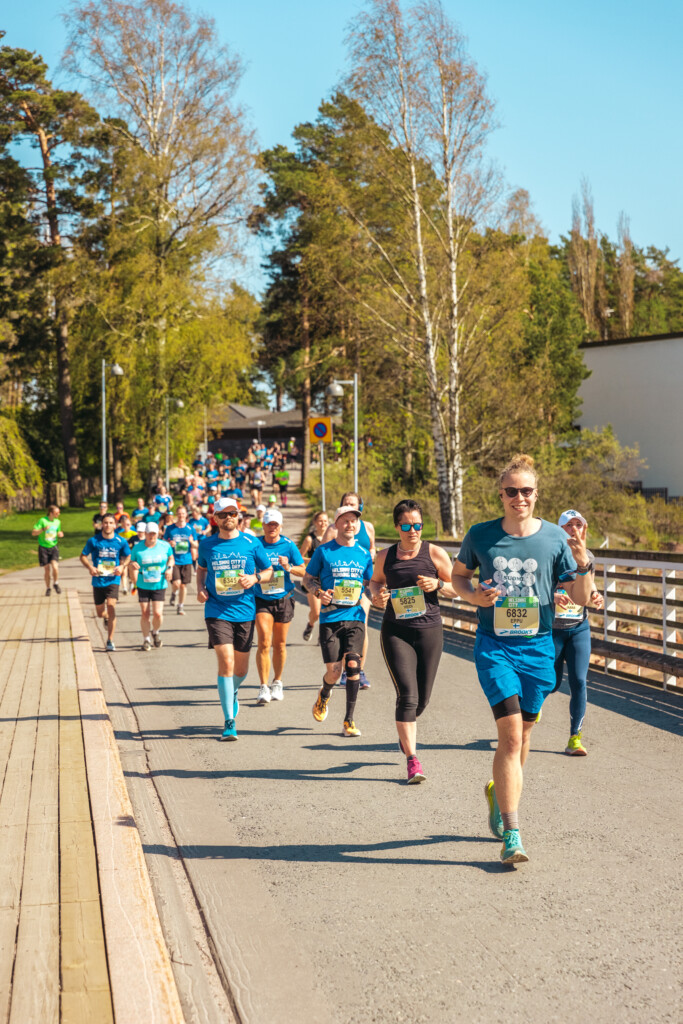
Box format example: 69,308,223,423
4,0,682,296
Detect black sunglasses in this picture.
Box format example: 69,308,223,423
215,510,239,518
502,487,535,498
399,522,423,532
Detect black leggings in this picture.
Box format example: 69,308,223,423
380,621,443,723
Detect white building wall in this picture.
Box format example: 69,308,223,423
578,335,683,496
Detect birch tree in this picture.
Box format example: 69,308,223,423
346,0,499,535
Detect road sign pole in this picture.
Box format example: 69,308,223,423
319,441,326,513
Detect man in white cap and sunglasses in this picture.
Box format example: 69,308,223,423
129,519,174,650
303,505,374,737
196,496,273,741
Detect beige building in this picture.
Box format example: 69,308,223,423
577,332,683,498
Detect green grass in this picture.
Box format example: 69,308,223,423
0,499,108,573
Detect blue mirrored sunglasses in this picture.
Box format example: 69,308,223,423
400,522,423,532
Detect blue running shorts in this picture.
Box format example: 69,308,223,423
473,631,556,716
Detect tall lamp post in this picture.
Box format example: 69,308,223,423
326,374,358,492
165,397,185,490
101,359,124,502
256,419,266,445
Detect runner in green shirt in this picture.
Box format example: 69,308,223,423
32,505,64,596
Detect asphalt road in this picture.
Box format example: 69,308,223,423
5,524,683,1024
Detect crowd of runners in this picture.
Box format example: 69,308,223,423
32,445,605,867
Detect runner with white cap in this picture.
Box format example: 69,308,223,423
552,509,604,755
250,504,266,536
303,505,373,737
196,496,273,740
253,508,305,704
129,520,174,650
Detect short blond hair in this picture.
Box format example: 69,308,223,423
498,453,538,488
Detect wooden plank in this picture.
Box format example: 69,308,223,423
9,903,59,1024
68,591,186,1024
0,598,46,1022
58,592,114,1024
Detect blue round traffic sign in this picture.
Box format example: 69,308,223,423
313,422,328,438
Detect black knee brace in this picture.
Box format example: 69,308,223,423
346,654,361,680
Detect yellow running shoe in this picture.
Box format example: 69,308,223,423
342,719,361,737
565,732,587,756
312,689,330,722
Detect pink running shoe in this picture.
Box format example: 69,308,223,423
406,755,426,784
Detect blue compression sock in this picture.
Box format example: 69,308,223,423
217,676,234,721
234,673,247,692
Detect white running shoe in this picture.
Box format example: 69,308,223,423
257,685,272,705
271,680,284,701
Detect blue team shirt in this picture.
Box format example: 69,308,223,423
130,539,173,590
189,516,210,538
198,532,271,621
131,508,147,524
165,524,196,566
306,540,373,622
82,533,131,587
255,535,304,599
457,518,577,638
356,520,372,553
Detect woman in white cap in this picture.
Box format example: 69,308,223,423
552,510,604,755
253,508,305,704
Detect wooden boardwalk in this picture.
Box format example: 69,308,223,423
0,586,185,1024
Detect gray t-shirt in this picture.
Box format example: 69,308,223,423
458,518,577,638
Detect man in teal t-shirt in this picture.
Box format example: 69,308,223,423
32,505,64,596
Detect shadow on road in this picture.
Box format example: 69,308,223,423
125,759,402,783
142,833,505,872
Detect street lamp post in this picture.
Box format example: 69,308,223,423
256,419,267,445
165,397,185,490
101,359,124,502
326,373,358,492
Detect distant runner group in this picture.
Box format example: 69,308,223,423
33,444,605,867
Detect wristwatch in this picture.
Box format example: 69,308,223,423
437,579,445,591
255,571,262,583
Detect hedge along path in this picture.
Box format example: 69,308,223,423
0,586,184,1024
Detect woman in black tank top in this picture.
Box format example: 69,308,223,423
370,499,457,785
299,511,330,641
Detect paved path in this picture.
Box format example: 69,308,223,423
4,487,683,1023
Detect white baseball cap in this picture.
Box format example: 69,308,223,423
256,503,266,513
335,505,362,523
263,509,283,526
136,521,147,533
146,521,160,533
213,497,239,513
558,509,587,528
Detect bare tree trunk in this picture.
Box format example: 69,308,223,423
617,213,635,336
113,441,124,502
26,106,84,506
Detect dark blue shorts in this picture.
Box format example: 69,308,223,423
474,630,555,716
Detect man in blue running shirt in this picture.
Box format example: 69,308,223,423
80,512,131,652
197,497,272,741
451,454,591,866
165,505,198,615
303,506,373,738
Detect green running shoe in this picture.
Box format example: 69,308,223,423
500,829,528,865
565,732,587,756
485,780,504,839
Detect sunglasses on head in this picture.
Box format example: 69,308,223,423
502,487,535,498
215,510,238,518
399,522,423,532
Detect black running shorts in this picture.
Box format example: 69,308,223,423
93,584,119,605
137,587,166,603
255,593,295,624
172,564,193,584
319,619,365,664
38,546,59,565
205,617,255,652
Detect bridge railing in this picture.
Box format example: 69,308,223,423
376,541,683,691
